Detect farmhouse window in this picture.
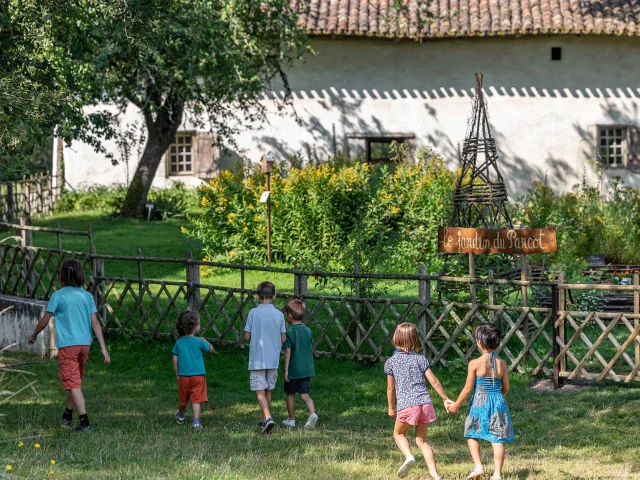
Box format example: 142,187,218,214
168,134,194,174
366,138,406,164
165,131,219,178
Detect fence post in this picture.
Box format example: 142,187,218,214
92,253,107,327
7,182,14,223
468,253,477,328
185,250,200,311
521,254,529,365
418,264,431,361
552,279,560,389
137,248,144,326
354,263,362,361
19,218,35,297
488,269,495,324
634,273,639,369
294,265,308,299
23,180,31,218
558,271,566,375
240,256,246,314
36,175,43,215
87,223,94,254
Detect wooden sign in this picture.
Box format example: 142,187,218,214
438,226,557,254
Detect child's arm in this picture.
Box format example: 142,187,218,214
450,361,477,413
500,359,510,396
91,313,111,364
172,354,178,378
202,337,215,354
281,332,286,344
28,312,53,344
425,369,451,404
283,348,291,382
386,375,397,417
243,331,251,341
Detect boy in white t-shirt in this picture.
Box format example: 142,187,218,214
243,281,286,435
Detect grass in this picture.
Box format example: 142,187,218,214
1,336,640,479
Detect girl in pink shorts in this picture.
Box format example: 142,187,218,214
385,323,452,480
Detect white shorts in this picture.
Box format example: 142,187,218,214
250,369,278,391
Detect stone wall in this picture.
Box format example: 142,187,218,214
0,294,56,358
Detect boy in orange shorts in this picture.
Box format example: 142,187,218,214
172,311,214,430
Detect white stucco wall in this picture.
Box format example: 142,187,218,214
64,35,640,197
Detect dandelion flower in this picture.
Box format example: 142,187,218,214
34,443,41,448
18,441,24,447
50,460,56,465
5,465,12,471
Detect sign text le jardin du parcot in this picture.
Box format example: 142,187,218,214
437,226,558,255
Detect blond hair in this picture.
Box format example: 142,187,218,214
392,323,422,353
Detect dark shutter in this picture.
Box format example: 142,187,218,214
627,126,640,168
196,132,219,178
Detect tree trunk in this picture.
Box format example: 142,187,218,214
121,103,184,217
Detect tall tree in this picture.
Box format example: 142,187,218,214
41,0,309,216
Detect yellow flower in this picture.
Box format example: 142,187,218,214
200,196,209,206
18,442,24,447
50,460,56,466
253,215,260,222
5,465,12,471
295,262,301,268
391,206,401,215
227,213,237,223
243,226,248,233
49,471,55,476
34,443,41,448
229,250,238,257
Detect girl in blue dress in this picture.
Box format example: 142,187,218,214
448,324,514,480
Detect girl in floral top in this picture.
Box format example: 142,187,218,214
384,323,452,480
448,324,514,480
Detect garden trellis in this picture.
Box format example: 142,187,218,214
0,221,638,386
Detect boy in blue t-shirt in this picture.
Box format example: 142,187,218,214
243,281,286,435
28,259,110,432
172,311,214,430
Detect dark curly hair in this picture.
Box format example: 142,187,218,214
474,323,501,351
59,259,85,287
176,311,200,337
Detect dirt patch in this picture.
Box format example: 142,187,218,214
529,378,584,393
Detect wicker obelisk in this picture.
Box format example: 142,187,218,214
448,73,513,230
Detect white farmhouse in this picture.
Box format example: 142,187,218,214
62,0,640,197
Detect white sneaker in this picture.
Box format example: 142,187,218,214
397,456,416,478
304,413,318,430
282,419,296,427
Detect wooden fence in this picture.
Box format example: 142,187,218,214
1,222,638,385
0,174,60,222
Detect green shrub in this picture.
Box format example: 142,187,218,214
186,149,456,273
514,179,640,276
55,182,199,219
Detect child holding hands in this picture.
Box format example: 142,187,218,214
385,323,452,480
448,324,514,480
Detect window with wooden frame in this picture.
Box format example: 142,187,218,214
346,133,415,164
366,138,406,164
164,131,219,178
167,133,194,175
596,125,640,169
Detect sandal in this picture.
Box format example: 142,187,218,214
467,467,485,479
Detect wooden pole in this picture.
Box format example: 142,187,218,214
558,271,566,375
266,172,272,265
185,250,200,311
521,254,529,364
488,268,495,324
552,280,560,389
469,253,476,328
137,248,144,326
418,264,431,361
354,263,362,361
56,221,62,251
634,273,639,370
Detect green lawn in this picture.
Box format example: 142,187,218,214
1,336,639,479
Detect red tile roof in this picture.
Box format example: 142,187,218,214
291,0,640,38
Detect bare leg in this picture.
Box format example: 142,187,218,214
265,389,272,416
468,438,483,470
68,389,86,415
255,390,271,421
300,393,315,415
415,423,438,478
66,391,75,410
286,393,296,420
192,403,201,421
491,443,505,478
393,421,413,459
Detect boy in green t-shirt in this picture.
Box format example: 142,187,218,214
282,298,318,429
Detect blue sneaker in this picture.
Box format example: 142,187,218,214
176,411,186,425
191,419,203,431
261,417,274,435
